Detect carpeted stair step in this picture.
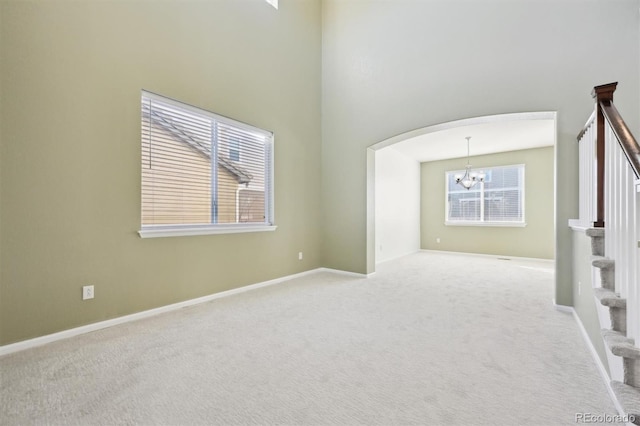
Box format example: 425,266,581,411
594,288,627,333
610,381,640,425
602,329,640,387
602,330,640,359
586,227,605,256
594,288,627,309
592,256,615,290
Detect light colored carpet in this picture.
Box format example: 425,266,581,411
0,251,622,425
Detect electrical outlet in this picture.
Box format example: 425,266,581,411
436,238,441,243
82,285,94,300
578,281,581,296
298,252,303,261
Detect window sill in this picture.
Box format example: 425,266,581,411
138,224,277,239
445,221,526,228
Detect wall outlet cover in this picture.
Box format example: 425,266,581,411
82,285,94,300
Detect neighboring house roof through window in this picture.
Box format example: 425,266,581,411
144,103,253,185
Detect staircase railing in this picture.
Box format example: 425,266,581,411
576,82,640,423
577,82,640,345
601,91,640,347
577,108,597,227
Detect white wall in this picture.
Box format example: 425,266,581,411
375,147,420,263
321,0,640,306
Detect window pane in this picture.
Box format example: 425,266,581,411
141,92,273,230
217,123,267,224
445,164,524,224
142,98,212,225
448,191,482,221
484,189,521,221
447,171,481,221
484,167,519,192
483,166,523,222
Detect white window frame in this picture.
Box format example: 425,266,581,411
138,91,276,238
444,164,526,227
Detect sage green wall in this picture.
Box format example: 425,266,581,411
572,229,609,373
322,0,640,308
421,147,554,259
0,0,322,345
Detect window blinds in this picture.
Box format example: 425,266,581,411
483,166,523,222
446,164,524,224
141,92,273,228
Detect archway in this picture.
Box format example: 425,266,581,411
366,111,557,272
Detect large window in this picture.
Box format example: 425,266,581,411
139,91,275,238
445,164,525,226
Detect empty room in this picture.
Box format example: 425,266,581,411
1,0,639,424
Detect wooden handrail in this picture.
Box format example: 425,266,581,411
600,101,640,179
577,82,640,228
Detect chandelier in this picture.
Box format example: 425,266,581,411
454,137,485,190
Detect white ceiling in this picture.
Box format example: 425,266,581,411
388,118,555,163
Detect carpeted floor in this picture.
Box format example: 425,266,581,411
0,252,622,425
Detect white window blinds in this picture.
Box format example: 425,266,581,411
446,164,524,225
141,91,274,232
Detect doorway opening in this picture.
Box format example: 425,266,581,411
366,111,557,271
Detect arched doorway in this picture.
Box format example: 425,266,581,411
366,111,557,270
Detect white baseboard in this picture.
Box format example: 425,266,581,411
375,250,421,266
553,301,574,313
420,249,554,264
0,267,337,357
567,306,627,420
317,267,373,278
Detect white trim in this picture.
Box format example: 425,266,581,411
375,250,421,266
419,249,554,264
139,225,277,238
0,267,320,357
568,219,590,232
317,267,373,278
445,221,526,227
369,111,557,152
582,108,597,135
552,301,574,313
569,306,628,421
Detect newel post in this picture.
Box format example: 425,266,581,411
592,82,617,228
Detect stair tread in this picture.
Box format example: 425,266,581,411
610,381,640,425
594,287,627,308
592,256,615,269
586,228,605,238
602,329,640,359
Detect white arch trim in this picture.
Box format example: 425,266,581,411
365,111,557,274
369,111,557,152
